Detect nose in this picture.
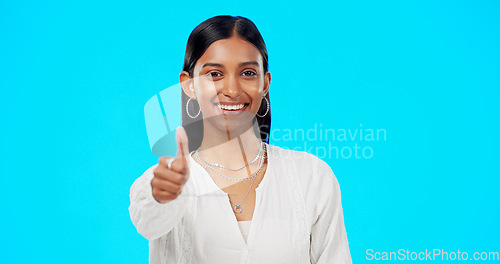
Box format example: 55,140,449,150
220,74,242,99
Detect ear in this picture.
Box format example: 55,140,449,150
180,71,196,99
263,71,271,96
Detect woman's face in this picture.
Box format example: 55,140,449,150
181,36,271,134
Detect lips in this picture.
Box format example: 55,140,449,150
214,102,249,112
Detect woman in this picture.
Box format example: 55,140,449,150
129,15,352,264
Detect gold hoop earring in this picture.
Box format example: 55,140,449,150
256,96,269,118
186,97,201,118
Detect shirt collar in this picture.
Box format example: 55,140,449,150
187,152,224,196
187,143,273,197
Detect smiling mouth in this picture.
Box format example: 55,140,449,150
214,103,249,111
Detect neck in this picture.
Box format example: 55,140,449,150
198,120,264,168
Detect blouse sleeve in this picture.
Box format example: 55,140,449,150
128,164,188,241
310,159,352,264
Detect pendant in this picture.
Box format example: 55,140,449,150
233,205,243,213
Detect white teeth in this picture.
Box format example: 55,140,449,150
218,104,245,110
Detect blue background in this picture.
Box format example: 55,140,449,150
1,0,499,263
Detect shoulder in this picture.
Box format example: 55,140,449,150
267,143,319,165
267,144,339,188
268,144,342,222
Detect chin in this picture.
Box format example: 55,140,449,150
208,113,257,134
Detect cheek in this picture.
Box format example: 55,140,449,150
193,85,218,114
195,78,217,95
242,79,264,93
244,82,264,95
193,78,217,100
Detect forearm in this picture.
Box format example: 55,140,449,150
129,165,188,240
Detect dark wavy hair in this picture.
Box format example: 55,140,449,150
181,15,271,152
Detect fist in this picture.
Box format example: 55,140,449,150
151,126,190,203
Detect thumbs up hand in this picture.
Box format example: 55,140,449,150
151,126,190,204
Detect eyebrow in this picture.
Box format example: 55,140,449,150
201,61,260,68
240,61,260,67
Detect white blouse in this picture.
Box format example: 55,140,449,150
237,220,252,244
129,143,352,264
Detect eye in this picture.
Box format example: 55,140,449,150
206,71,222,78
242,70,257,77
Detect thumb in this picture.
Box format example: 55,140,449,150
176,126,190,160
